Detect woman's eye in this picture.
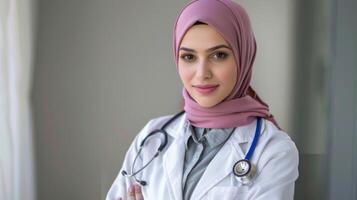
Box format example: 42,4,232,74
211,51,228,60
180,54,196,62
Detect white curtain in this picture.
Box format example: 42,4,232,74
0,0,35,199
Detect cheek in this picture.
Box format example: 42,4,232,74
216,66,237,86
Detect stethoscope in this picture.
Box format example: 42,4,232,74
122,110,262,186
121,110,186,186
232,117,262,185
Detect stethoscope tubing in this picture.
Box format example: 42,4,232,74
245,117,262,161
122,110,185,185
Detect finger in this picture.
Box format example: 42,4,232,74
127,185,135,200
134,184,144,200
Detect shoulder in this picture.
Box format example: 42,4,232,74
262,119,298,153
258,119,299,169
247,119,299,190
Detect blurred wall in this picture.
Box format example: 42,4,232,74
32,0,328,199
327,0,357,199
33,1,185,199
292,0,330,199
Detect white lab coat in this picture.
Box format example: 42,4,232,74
106,113,299,200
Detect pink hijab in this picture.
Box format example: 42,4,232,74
172,0,281,129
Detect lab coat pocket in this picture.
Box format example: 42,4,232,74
207,186,247,200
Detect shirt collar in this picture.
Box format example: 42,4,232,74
184,123,235,149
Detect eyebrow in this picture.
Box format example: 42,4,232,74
179,44,232,53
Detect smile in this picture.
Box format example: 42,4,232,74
193,85,219,94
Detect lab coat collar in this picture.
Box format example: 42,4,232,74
162,113,189,200
232,116,266,143
162,129,186,200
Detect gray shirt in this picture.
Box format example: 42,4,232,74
182,124,235,200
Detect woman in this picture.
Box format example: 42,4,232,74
106,0,299,199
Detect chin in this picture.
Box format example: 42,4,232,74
196,100,219,108
190,93,221,108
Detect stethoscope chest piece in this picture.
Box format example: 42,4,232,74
233,159,256,185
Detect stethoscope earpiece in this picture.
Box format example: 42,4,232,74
122,170,147,186
139,180,147,186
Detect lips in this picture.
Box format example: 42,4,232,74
193,84,219,89
193,84,219,94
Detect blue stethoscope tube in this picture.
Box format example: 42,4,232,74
245,117,262,161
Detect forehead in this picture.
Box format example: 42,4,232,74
179,24,230,49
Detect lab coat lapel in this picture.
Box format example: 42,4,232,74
162,119,188,200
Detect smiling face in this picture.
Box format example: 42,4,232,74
178,24,238,108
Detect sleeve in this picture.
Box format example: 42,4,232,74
105,119,153,200
250,139,299,200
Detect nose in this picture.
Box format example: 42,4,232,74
196,59,212,80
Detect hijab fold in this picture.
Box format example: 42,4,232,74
173,0,280,129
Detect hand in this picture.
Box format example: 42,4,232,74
118,184,144,200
